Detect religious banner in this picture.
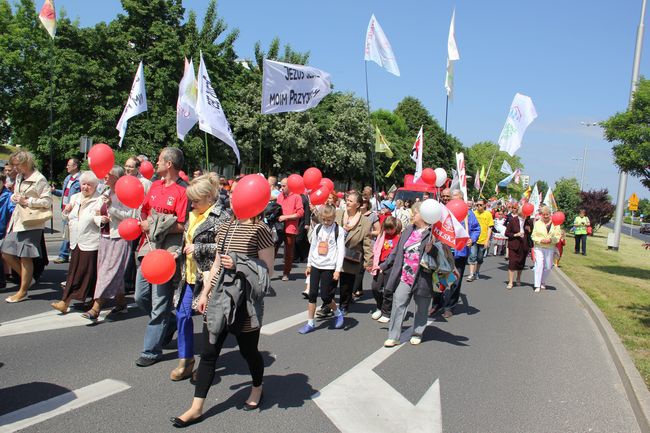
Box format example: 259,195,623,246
261,59,331,114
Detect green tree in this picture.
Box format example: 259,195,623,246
465,141,523,199
638,198,650,217
371,109,410,187
602,77,650,190
535,180,550,196
554,177,581,228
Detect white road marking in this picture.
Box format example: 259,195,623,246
260,311,306,335
312,320,442,433
0,304,136,338
0,379,131,433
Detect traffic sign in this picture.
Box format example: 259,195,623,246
629,193,639,211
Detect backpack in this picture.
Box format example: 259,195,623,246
315,223,339,242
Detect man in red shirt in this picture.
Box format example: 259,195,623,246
134,147,188,367
277,178,304,281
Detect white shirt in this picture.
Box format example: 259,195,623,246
65,192,102,251
307,223,345,271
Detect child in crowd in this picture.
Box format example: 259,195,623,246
0,174,15,288
370,216,402,323
555,229,566,267
299,204,346,334
492,211,507,256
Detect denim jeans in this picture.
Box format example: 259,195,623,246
57,221,70,259
176,283,194,359
135,264,175,359
442,256,468,312
468,244,485,265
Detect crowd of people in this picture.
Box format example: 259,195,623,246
0,147,588,428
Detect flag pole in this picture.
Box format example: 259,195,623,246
48,35,55,233
444,95,449,133
204,132,209,171
364,61,378,194
479,150,498,197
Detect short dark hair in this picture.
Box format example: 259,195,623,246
69,158,80,169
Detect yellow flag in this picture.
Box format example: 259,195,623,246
480,165,486,182
523,185,532,200
375,125,393,157
385,160,400,178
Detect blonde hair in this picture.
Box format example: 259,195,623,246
10,150,36,171
411,201,422,215
187,173,219,202
320,204,336,219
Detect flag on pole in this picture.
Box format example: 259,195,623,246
116,61,147,147
38,0,56,39
177,58,198,141
450,168,460,191
480,165,486,182
445,9,460,98
500,160,513,174
529,183,540,214
523,185,532,200
497,171,516,187
364,14,400,76
385,160,400,178
513,169,521,184
498,93,537,156
456,152,468,201
433,205,470,251
474,169,481,191
375,125,393,157
196,53,240,163
261,59,331,114
543,188,558,212
410,127,423,182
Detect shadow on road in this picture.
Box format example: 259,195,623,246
422,326,469,347
0,381,72,416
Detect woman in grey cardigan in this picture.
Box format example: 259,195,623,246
380,202,435,347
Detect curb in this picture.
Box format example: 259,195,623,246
554,267,650,433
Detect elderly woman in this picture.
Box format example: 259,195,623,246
504,205,533,289
79,166,133,320
531,205,562,292
171,180,274,428
2,151,52,303
169,173,229,382
51,172,102,313
381,202,439,347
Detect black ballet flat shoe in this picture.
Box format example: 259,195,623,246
242,393,263,411
170,415,203,428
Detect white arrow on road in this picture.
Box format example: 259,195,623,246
312,322,442,433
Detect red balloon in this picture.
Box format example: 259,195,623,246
446,199,468,221
320,177,334,193
287,174,305,195
522,203,534,217
231,174,271,219
179,170,189,183
552,211,566,226
421,168,437,186
115,175,145,209
118,218,142,241
88,143,114,179
310,185,329,205
303,167,322,190
336,191,344,199
141,249,176,285
140,160,154,179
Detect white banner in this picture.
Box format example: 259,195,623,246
445,9,459,98
196,53,240,163
410,127,423,182
364,14,400,77
177,58,199,140
116,61,147,147
456,152,468,202
500,160,513,174
261,59,331,114
498,93,537,156
529,183,540,214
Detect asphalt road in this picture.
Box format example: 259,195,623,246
604,221,648,242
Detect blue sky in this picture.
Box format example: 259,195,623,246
54,0,649,200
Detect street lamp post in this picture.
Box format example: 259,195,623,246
579,121,598,191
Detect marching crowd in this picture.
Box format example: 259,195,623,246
0,147,590,428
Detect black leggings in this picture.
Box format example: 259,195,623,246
308,267,335,304
194,323,264,399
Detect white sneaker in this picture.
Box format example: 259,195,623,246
410,335,422,345
534,287,541,293
540,285,546,290
371,310,382,320
377,316,390,323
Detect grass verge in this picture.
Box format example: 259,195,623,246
561,226,650,389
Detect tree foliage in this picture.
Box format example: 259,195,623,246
602,77,650,190
554,177,581,228
579,189,615,231
465,141,523,199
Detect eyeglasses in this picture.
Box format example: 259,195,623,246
477,204,485,207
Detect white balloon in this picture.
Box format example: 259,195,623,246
434,168,447,187
420,199,443,224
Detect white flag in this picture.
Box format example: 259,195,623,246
456,152,468,202
196,53,240,163
364,14,400,77
529,183,540,215
410,127,423,182
500,160,513,174
116,61,148,147
177,58,198,141
543,188,557,212
445,9,460,97
261,59,331,114
498,93,537,156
